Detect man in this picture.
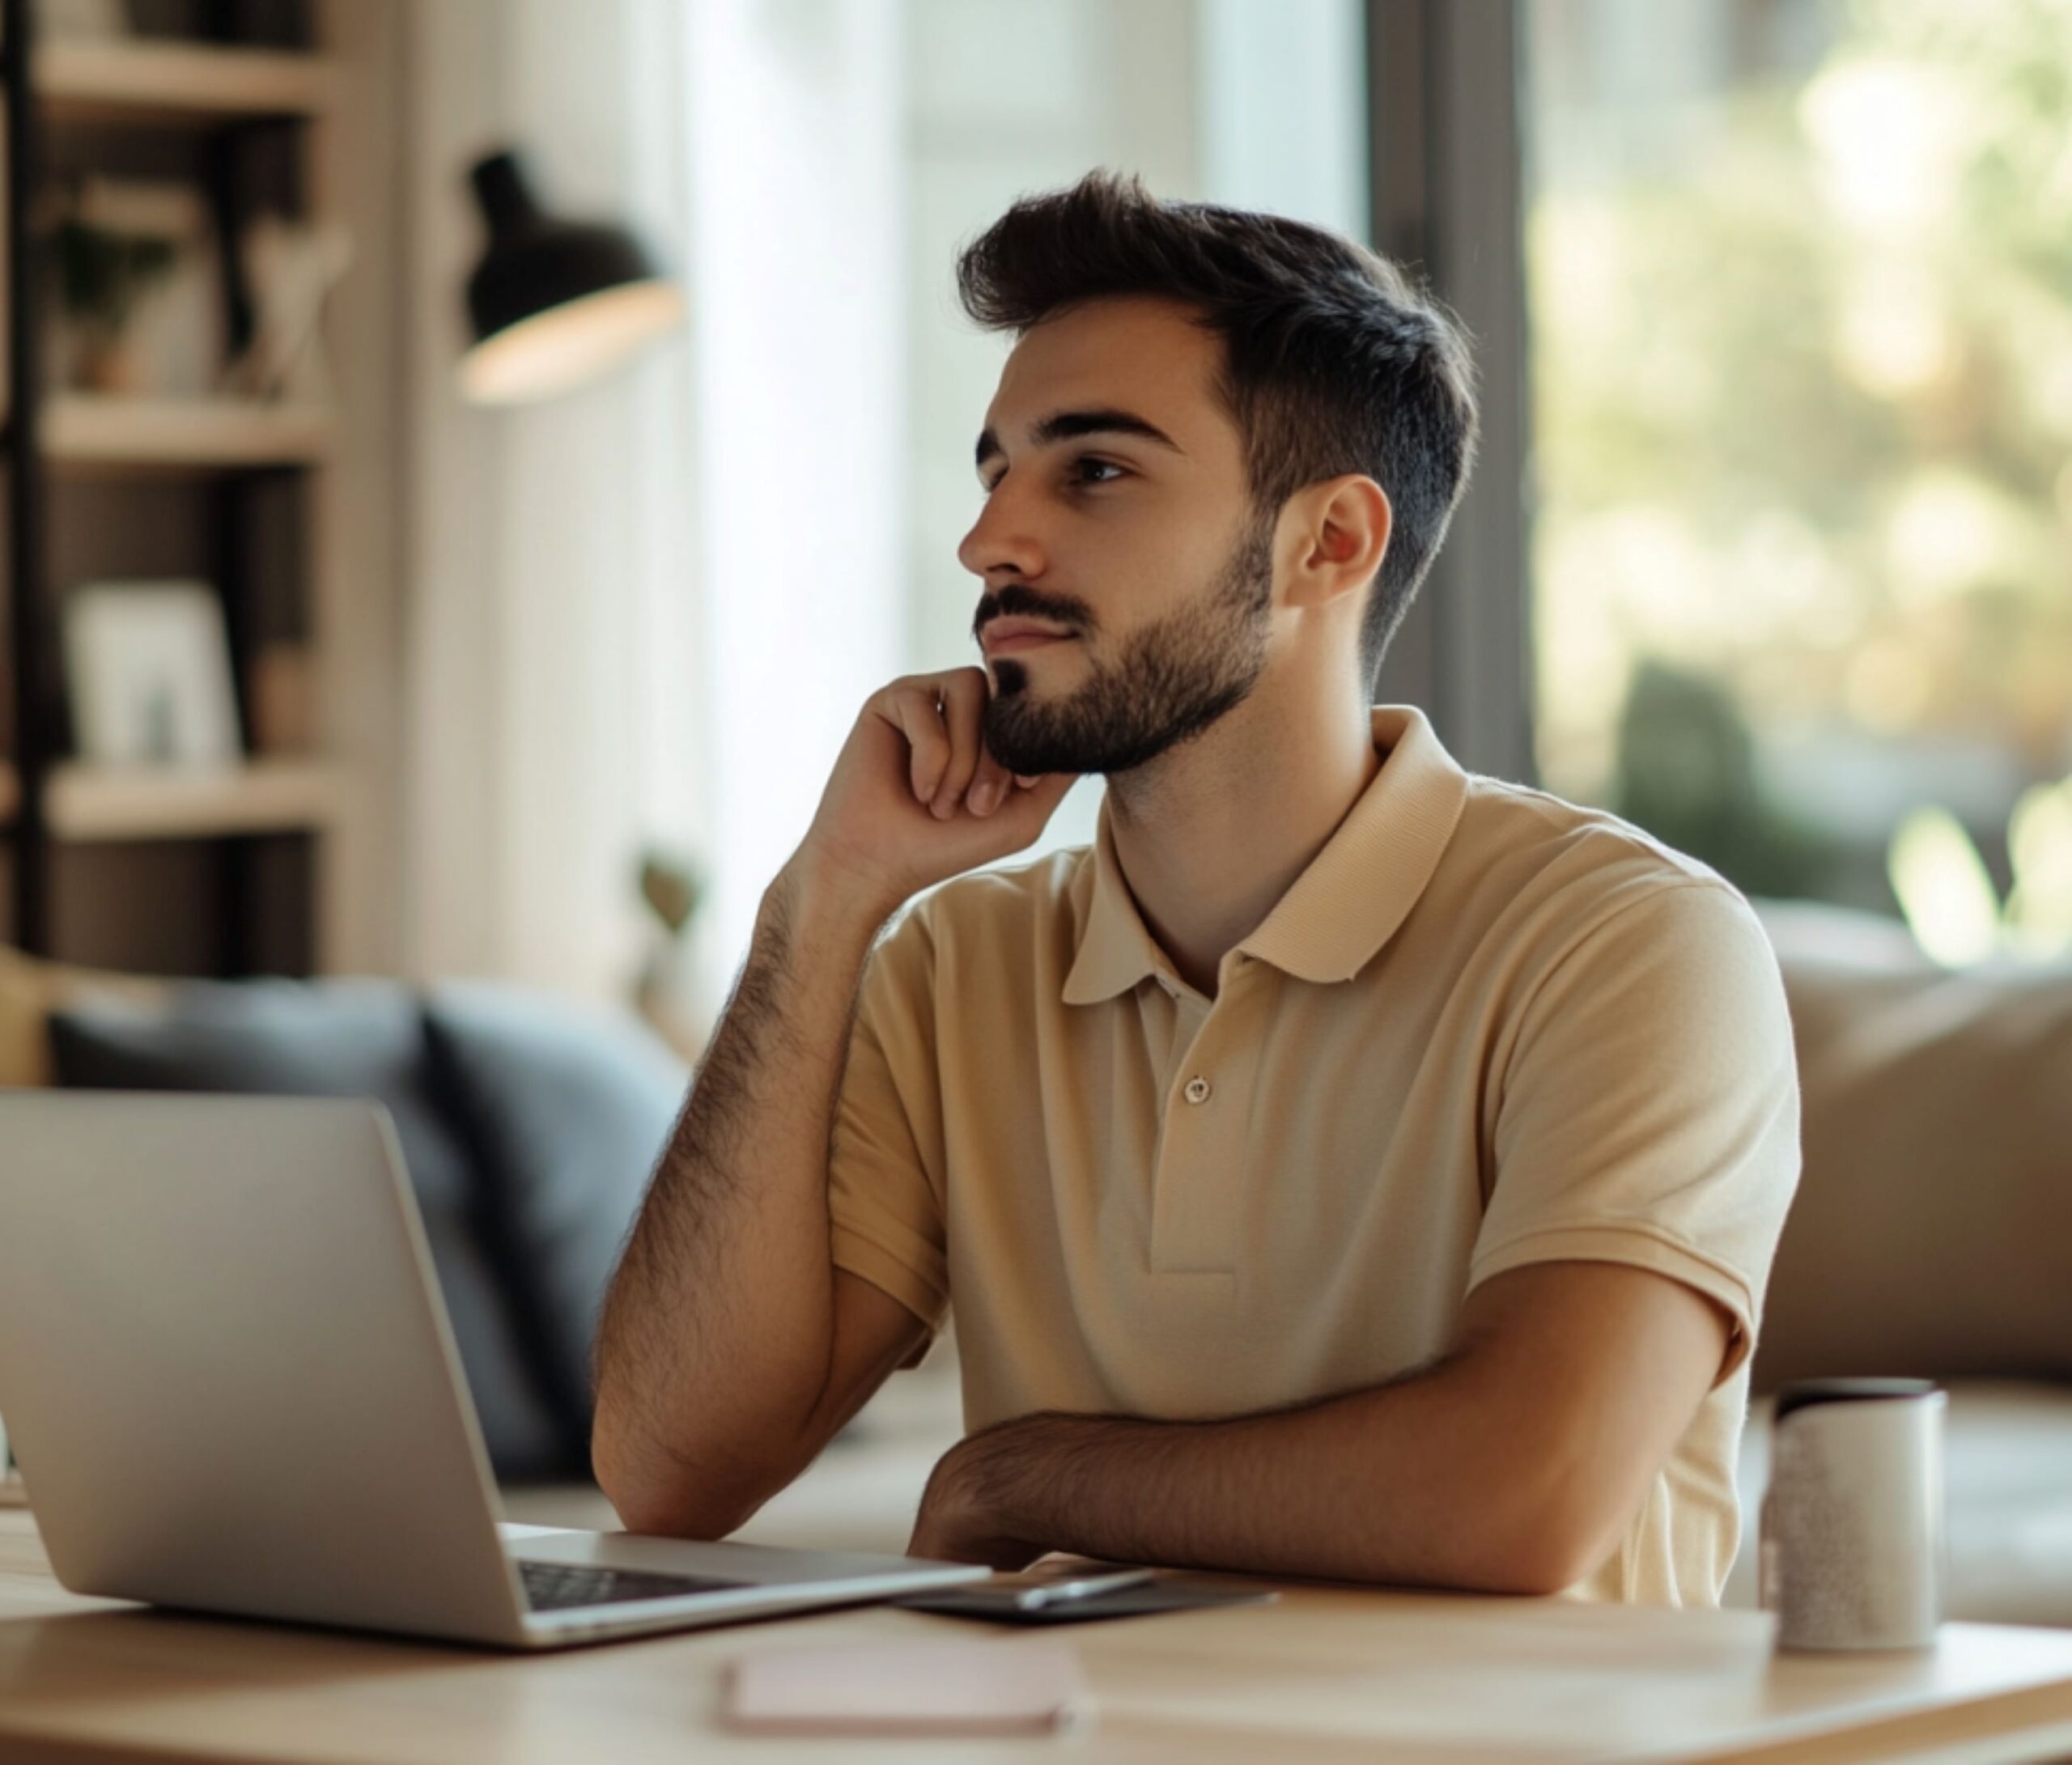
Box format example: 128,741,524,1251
593,172,1799,1604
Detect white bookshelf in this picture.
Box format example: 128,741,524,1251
44,760,347,842
2,5,404,974
36,38,338,128
44,396,336,473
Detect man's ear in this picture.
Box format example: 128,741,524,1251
1284,475,1391,611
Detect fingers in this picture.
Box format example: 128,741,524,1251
964,739,1015,819
1001,768,1076,820
881,669,1074,824
928,672,990,819
886,679,953,808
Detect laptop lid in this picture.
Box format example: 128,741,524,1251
0,1093,531,1645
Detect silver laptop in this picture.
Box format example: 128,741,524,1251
0,1092,984,1648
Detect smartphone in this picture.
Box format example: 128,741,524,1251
896,1561,1277,1625
980,1563,1158,1610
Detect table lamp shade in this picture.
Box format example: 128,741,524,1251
459,151,685,405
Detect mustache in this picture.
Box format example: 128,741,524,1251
972,583,1094,643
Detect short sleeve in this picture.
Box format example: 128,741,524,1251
827,903,951,1357
1470,880,1802,1386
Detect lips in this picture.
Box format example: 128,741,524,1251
986,631,1072,655
981,619,1076,656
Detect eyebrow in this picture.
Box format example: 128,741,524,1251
974,407,1185,477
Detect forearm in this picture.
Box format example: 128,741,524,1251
923,1361,1603,1595
592,860,891,1531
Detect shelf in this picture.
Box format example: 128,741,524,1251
36,39,338,128
40,396,336,473
9,760,348,842
4,11,385,977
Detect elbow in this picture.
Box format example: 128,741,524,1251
1414,1521,1599,1598
588,1376,826,1542
588,1350,838,1541
605,1489,749,1543
1471,1527,1605,1598
589,1398,764,1542
1416,1449,1620,1597
592,1437,760,1542
1467,1483,1623,1597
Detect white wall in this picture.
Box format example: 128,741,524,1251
683,0,908,993
404,0,701,1003
401,0,1365,1002
1199,0,1368,240
403,0,904,1016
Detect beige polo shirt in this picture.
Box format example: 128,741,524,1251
827,705,1800,1606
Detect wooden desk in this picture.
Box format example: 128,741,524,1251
6,1508,2072,1763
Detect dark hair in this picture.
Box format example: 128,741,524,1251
957,170,1479,693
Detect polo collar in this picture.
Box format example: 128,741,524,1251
1062,705,1470,1004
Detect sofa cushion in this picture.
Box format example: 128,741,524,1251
422,983,685,1455
1,946,167,1088
1726,1380,2072,1627
1755,903,2072,1391
48,981,572,1478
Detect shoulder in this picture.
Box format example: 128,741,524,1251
1454,773,1765,940
1461,772,1733,890
1429,776,1784,1024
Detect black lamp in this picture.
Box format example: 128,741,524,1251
459,149,685,405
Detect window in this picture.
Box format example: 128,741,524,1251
1524,0,2072,950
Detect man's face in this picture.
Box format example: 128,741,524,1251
961,296,1278,778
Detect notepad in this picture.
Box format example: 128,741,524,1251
723,1637,1091,1736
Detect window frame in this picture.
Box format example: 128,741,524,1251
1365,0,1537,787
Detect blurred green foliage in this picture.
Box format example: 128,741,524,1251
1531,0,2072,905
1610,661,1832,897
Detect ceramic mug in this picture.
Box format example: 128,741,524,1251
1760,1377,1945,1651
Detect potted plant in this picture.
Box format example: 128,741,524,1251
45,193,180,395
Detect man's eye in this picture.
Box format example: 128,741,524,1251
978,458,1126,495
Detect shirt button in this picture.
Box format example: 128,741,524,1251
1182,1075,1212,1105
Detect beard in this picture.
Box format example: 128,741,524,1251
982,511,1276,778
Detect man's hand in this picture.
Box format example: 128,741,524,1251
795,667,1076,917
909,1419,1059,1569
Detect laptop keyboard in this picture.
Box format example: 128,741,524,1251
516,1559,751,1612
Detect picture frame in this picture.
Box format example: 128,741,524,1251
64,582,244,768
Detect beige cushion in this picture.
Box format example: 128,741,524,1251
1727,1381,2072,1627
0,947,167,1088
1755,902,2072,1391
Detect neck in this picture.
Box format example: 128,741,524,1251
1104,668,1381,999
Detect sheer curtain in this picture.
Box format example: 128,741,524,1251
401,0,905,1016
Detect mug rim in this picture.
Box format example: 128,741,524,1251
1773,1377,1942,1423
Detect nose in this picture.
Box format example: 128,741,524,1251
957,477,1047,582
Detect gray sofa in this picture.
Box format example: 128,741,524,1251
1726,904,2072,1623
34,974,687,1483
